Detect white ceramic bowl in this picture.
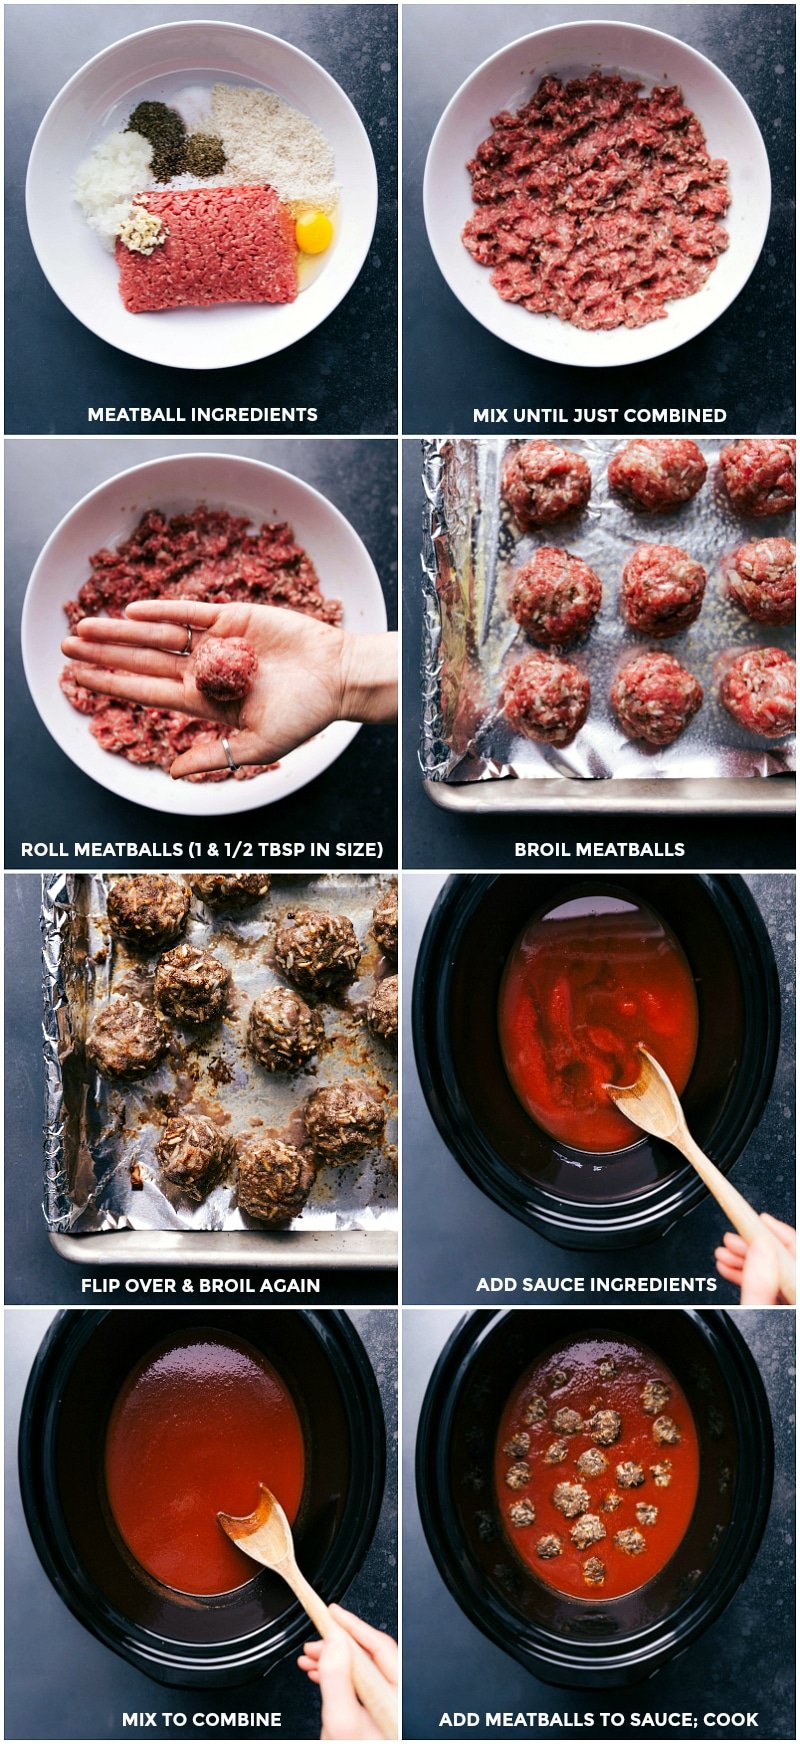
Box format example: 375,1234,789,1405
423,20,771,367
21,452,387,816
26,20,378,369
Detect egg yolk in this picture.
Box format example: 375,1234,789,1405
295,211,334,255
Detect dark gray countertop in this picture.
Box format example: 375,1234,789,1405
402,871,796,1306
4,1307,396,1740
402,4,795,434
5,4,397,435
402,1306,795,1741
401,442,797,870
4,437,398,871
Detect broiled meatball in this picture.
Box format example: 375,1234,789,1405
615,1528,646,1555
508,1498,536,1527
608,439,707,511
368,976,398,1046
621,545,707,637
524,1395,548,1424
652,1415,681,1445
553,1406,583,1436
192,873,271,911
642,1379,671,1415
587,1409,622,1447
553,1481,589,1518
636,1503,659,1526
503,1431,531,1458
155,944,229,1027
503,652,590,746
544,1439,569,1465
616,1461,645,1488
156,1113,228,1200
304,1079,386,1163
720,648,796,738
372,884,398,961
601,1491,622,1513
236,1135,315,1224
598,1356,617,1378
570,1513,606,1550
724,538,796,625
87,996,168,1080
719,438,795,517
107,874,190,950
612,651,703,747
577,1448,608,1478
275,909,361,995
248,987,324,1072
650,1461,673,1487
502,441,592,530
504,1461,531,1490
536,1533,562,1560
508,549,602,647
194,636,258,701
583,1555,606,1587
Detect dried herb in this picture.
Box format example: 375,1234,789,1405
184,133,227,177
126,101,187,181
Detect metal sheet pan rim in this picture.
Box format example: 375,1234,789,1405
423,774,796,815
48,1229,398,1268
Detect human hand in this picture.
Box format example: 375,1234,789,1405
61,600,397,780
297,1604,398,1740
714,1214,796,1304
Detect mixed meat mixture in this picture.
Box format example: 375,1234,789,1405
719,440,796,517
503,651,591,746
611,651,704,746
608,439,708,511
509,549,602,647
463,72,730,332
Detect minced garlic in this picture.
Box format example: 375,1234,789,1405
117,206,169,255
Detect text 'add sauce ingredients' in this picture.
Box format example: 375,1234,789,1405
495,1334,700,1600
105,1330,305,1595
498,891,699,1151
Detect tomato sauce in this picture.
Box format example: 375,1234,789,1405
105,1330,305,1596
498,892,699,1151
495,1335,699,1601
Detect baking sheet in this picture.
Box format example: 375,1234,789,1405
420,436,796,787
42,872,398,1244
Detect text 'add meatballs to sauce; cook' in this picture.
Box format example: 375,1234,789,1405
720,648,796,739
608,439,708,511
612,652,703,746
723,538,796,626
236,1135,315,1224
304,1079,386,1163
156,1114,228,1200
503,652,590,746
248,987,324,1072
107,874,190,950
621,545,707,638
372,884,398,961
88,996,169,1080
191,873,271,910
275,909,361,995
194,637,259,702
155,944,230,1027
719,439,796,517
368,976,398,1046
501,442,592,531
508,550,602,647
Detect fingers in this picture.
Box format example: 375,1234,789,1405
740,1234,781,1307
64,661,197,717
169,729,262,781
125,599,220,628
328,1606,399,1682
71,616,195,655
721,1232,748,1259
760,1213,796,1252
317,1635,365,1742
62,636,185,684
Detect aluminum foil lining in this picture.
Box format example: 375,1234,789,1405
420,437,796,783
42,873,398,1236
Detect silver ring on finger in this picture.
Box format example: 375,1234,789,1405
221,736,239,773
179,625,192,657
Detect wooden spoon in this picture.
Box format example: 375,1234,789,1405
219,1484,397,1740
604,1045,795,1304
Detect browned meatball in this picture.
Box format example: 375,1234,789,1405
608,438,707,511
587,1409,622,1447
583,1555,606,1586
156,1114,228,1200
544,1439,569,1465
248,987,324,1072
236,1135,315,1224
503,1431,531,1458
570,1513,606,1550
552,1406,582,1436
636,1503,659,1526
155,944,229,1027
615,1527,646,1555
642,1379,671,1415
192,873,271,911
372,885,398,961
107,874,190,950
502,441,592,530
304,1079,386,1163
367,976,398,1046
577,1448,608,1478
275,909,361,996
616,1461,645,1488
553,1481,590,1518
652,1415,681,1445
536,1533,562,1560
508,1498,536,1527
87,996,168,1080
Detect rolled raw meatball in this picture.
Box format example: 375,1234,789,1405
503,652,590,746
304,1079,386,1163
194,636,258,701
236,1134,315,1224
720,648,796,739
612,652,703,746
508,549,602,647
608,439,707,510
719,439,795,517
501,441,591,530
621,544,707,637
723,538,795,626
107,874,190,950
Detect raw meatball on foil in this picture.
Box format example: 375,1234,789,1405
719,439,796,517
720,649,796,739
508,549,602,647
236,1135,315,1224
723,538,796,626
501,441,592,530
621,544,707,638
275,909,361,996
107,874,190,950
612,652,703,746
194,636,258,702
156,1114,228,1200
608,439,707,511
503,652,590,746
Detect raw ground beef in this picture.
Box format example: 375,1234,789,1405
611,651,703,745
621,544,707,637
719,440,796,517
509,548,602,646
502,441,592,528
723,538,796,626
503,651,590,745
608,439,708,510
194,636,259,700
463,72,730,332
61,506,341,782
720,647,796,739
116,186,298,313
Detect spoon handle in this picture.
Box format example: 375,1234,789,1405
283,1559,397,1739
679,1129,796,1304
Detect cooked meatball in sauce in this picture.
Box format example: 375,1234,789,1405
107,874,190,950
304,1079,386,1163
156,1113,228,1200
248,987,324,1073
192,873,271,911
608,439,707,511
88,996,169,1080
155,944,229,1027
502,442,592,530
494,1335,699,1599
274,909,361,996
236,1135,315,1224
503,652,590,746
719,439,795,517
508,550,602,648
621,544,707,638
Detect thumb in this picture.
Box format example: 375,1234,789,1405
318,1634,364,1741
740,1234,780,1306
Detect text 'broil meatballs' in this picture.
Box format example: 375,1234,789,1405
275,909,361,996
88,996,169,1080
236,1134,315,1224
304,1079,386,1163
155,944,229,1027
502,442,592,531
192,873,271,910
621,545,707,638
156,1113,228,1200
107,874,190,950
508,549,602,647
608,439,707,511
503,652,590,746
248,986,324,1072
